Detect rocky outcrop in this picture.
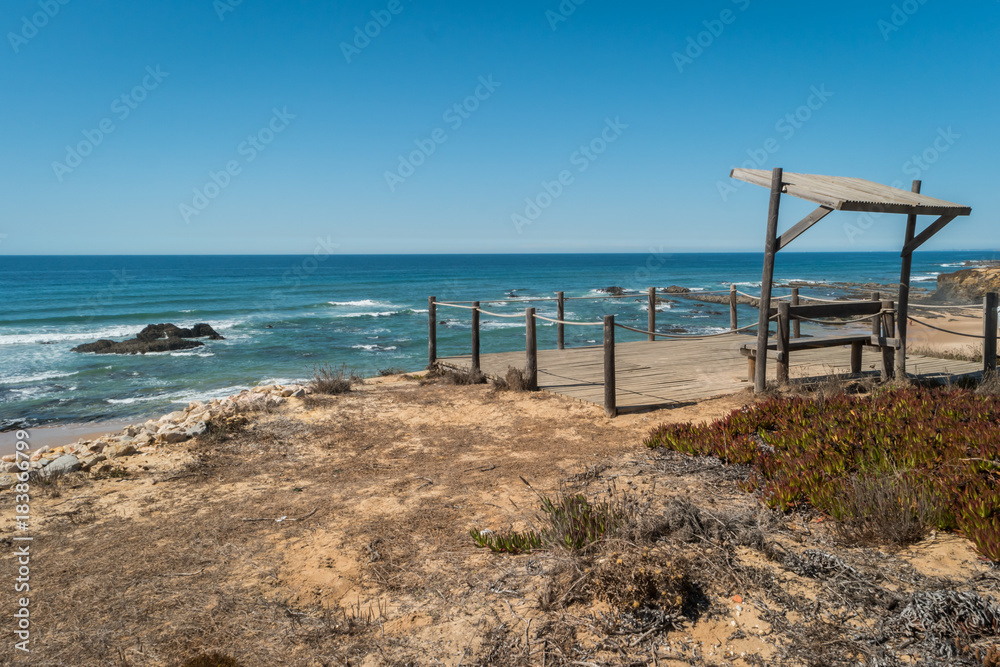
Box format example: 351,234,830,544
0,382,311,488
930,268,1000,304
599,286,627,296
72,323,224,354
662,285,691,294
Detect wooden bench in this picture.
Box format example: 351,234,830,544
740,334,900,381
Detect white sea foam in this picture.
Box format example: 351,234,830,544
335,311,398,318
1,370,79,384
328,299,397,308
351,344,398,351
912,273,940,282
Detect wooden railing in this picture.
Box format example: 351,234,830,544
428,289,1000,417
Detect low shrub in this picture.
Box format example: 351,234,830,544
489,366,533,393
309,363,358,395
471,490,630,554
645,386,1000,560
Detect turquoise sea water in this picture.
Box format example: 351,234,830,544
0,252,995,429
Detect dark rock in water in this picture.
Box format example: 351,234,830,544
662,285,691,294
600,286,626,296
264,325,273,329
135,322,224,341
72,322,224,355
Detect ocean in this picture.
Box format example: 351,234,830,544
0,252,994,430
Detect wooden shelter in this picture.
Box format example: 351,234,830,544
731,167,973,392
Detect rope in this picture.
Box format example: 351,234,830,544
613,317,771,339
734,290,793,301
907,317,986,339
793,312,888,326
797,294,854,303
475,308,527,319
532,314,603,327
908,302,981,310
434,302,477,310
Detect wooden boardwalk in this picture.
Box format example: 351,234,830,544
440,335,983,411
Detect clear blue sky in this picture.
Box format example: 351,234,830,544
2,1,998,255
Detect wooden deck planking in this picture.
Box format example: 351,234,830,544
440,336,982,410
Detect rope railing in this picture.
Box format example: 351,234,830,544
614,318,767,338
427,288,1000,418
907,317,985,339
908,302,982,310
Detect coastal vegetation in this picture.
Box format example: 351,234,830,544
645,385,1000,561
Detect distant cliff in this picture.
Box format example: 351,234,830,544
931,266,1000,303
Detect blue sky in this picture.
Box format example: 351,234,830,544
2,0,998,255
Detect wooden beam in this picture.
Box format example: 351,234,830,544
776,205,835,250
768,301,883,320
777,302,790,383
901,214,958,255
647,287,656,341
984,292,998,375
754,167,783,394
556,291,565,349
526,307,538,390
603,315,616,417
471,301,480,374
896,180,921,379
428,296,437,367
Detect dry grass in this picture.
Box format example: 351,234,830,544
489,366,534,393
309,362,362,394
6,382,1000,666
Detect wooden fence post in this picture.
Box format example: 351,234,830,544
604,315,616,417
428,296,437,367
777,302,790,383
754,167,783,394
471,301,480,374
556,291,565,350
870,292,881,339
881,300,895,380
984,292,998,375
791,287,800,339
525,307,538,391
730,284,738,331
647,287,656,341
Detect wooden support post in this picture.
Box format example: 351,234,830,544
791,287,800,339
525,307,538,391
870,292,881,338
896,180,921,379
777,301,790,384
428,296,437,367
556,291,565,350
730,284,738,331
754,167,783,394
984,292,998,375
603,315,616,417
471,301,480,374
881,300,895,380
850,341,863,374
747,356,755,382
647,287,656,341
